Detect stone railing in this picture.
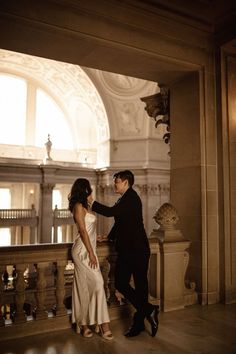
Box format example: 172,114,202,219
52,208,74,243
0,240,160,341
0,208,36,220
53,208,72,220
0,207,38,227
0,207,38,244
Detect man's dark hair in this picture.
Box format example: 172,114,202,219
113,170,134,187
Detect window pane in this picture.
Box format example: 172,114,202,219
0,229,11,246
52,189,62,209
0,75,27,145
0,188,11,246
0,188,11,208
35,89,73,149
52,189,62,243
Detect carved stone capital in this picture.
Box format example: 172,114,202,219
40,183,55,193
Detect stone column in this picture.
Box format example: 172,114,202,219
169,72,219,304
30,226,36,244
65,225,72,242
15,226,22,245
152,202,197,312
61,225,67,243
40,183,54,243
53,226,58,243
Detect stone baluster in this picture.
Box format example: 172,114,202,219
35,262,48,319
0,266,5,326
55,261,67,316
14,264,27,323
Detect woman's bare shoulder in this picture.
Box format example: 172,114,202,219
73,203,86,215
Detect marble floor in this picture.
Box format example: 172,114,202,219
1,303,236,354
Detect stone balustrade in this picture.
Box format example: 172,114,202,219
53,208,73,220
0,207,38,227
0,208,36,220
0,240,161,341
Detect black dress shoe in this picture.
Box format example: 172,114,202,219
124,324,144,337
146,305,159,337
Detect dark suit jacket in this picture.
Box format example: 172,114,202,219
92,187,150,255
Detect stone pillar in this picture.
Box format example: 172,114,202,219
170,71,220,305
53,226,58,243
15,226,22,245
30,226,36,244
152,202,197,312
65,225,72,242
40,183,54,243
0,266,5,326
61,225,67,243
221,53,236,303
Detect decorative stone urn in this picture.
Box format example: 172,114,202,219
152,202,184,242
154,202,179,230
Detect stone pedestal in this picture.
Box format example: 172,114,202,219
152,202,197,311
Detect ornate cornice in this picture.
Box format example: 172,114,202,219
96,183,170,196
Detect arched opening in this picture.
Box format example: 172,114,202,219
0,49,110,167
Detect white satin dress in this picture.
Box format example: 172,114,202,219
71,212,110,326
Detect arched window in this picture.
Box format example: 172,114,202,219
0,49,110,167
35,89,73,150
0,74,73,150
0,74,27,145
0,188,11,246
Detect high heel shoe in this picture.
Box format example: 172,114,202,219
96,324,114,341
77,325,93,338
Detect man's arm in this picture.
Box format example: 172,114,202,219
92,200,121,217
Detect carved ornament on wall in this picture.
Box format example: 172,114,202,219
140,85,170,146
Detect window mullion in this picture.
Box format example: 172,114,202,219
25,82,36,145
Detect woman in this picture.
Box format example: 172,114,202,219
68,178,113,340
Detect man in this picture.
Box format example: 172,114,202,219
91,170,159,337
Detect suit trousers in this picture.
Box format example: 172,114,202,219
114,251,153,326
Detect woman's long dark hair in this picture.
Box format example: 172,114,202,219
68,178,92,212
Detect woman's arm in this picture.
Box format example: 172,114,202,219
73,203,98,269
